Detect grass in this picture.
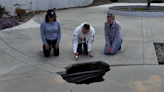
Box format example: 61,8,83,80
123,8,164,10
123,8,151,10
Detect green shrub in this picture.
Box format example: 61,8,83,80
0,5,10,18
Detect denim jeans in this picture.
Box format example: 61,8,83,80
104,40,122,55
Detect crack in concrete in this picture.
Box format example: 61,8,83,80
0,72,52,83
0,48,52,73
0,36,64,69
147,18,154,42
70,84,76,92
0,76,29,83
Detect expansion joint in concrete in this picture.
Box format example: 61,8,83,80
110,63,158,67
147,17,154,42
141,17,145,64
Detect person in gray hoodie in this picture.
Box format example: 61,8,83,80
73,22,95,58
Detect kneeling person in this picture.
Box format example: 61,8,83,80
73,23,95,58
104,13,123,55
40,9,61,57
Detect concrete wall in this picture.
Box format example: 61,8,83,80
0,0,94,16
118,0,147,2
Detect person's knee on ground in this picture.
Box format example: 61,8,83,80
104,51,109,55
43,45,51,57
44,49,51,57
104,48,109,55
104,45,120,55
50,39,59,56
54,48,59,56
77,43,82,55
109,52,116,55
83,43,88,55
104,49,116,55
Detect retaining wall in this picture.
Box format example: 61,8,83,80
0,0,94,16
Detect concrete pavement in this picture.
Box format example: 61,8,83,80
0,3,164,92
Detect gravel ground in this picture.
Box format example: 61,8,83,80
154,44,164,64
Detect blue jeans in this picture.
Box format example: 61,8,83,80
104,40,122,55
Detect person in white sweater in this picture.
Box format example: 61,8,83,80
73,22,95,58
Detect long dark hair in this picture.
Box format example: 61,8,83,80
45,14,57,22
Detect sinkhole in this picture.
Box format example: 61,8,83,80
57,61,110,84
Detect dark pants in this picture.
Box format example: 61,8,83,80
43,39,59,57
77,43,88,55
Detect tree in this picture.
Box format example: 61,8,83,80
147,0,151,10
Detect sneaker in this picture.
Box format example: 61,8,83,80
118,46,121,50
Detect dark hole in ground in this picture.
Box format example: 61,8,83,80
154,43,164,65
57,61,110,84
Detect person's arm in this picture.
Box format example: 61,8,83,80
87,37,93,53
87,36,94,57
57,20,61,43
104,22,111,47
40,21,47,45
73,35,79,53
87,29,95,53
111,23,121,48
73,27,79,53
